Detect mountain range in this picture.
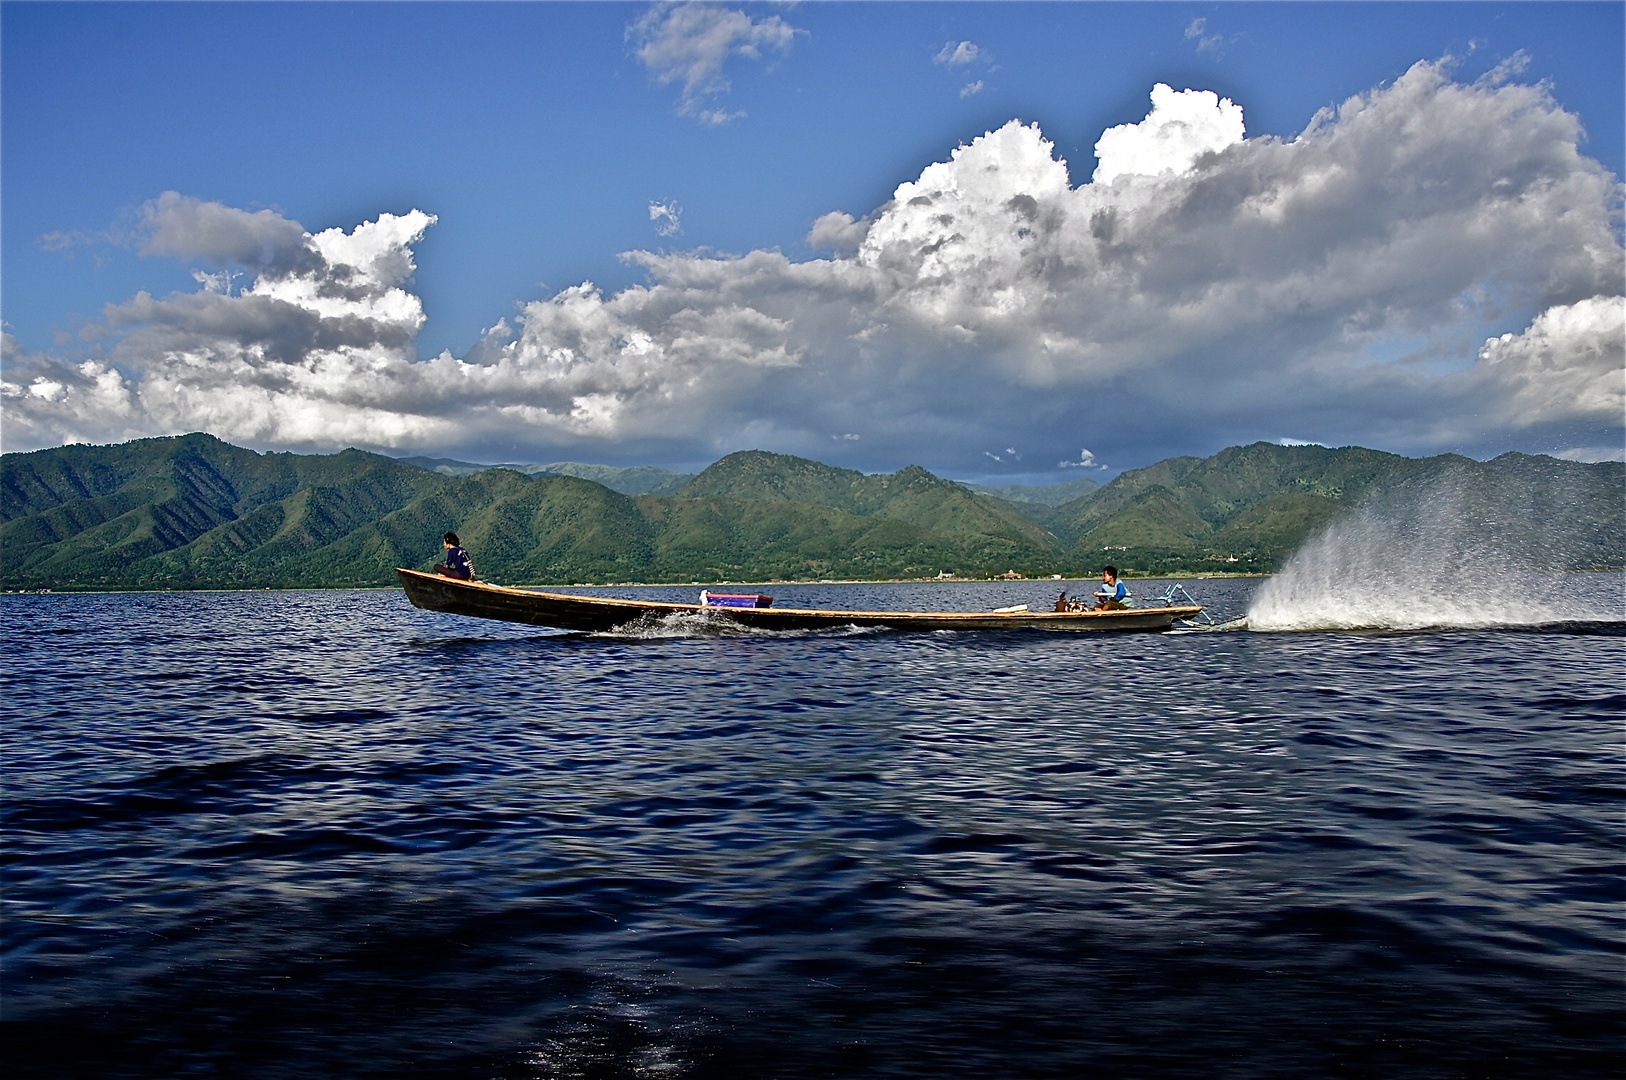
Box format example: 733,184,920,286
398,452,1100,507
396,456,693,496
2,434,1619,590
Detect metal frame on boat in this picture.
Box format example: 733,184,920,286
396,568,1203,633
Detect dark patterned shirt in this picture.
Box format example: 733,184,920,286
445,546,473,579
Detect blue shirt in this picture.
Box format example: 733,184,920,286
1095,579,1127,602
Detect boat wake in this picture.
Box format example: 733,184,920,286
1247,474,1624,632
590,610,879,640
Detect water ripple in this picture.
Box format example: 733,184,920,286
2,581,1622,1079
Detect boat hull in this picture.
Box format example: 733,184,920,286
396,569,1202,633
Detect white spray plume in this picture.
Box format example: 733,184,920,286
1249,469,1623,631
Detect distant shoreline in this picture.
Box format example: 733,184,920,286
2,571,1280,596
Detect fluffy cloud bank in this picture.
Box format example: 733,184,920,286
5,197,443,450
1474,296,1624,426
6,61,1623,471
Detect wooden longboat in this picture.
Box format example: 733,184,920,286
396,568,1202,633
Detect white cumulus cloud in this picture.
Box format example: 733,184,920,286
5,61,1622,473
805,210,870,253
1061,449,1107,470
4,204,444,451
137,191,314,273
1474,295,1625,425
1,334,141,449
1093,83,1245,184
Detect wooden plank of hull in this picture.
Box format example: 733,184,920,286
396,568,1201,633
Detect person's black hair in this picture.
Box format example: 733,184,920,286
1102,565,1117,577
444,532,460,546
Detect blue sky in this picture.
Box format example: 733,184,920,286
4,2,1623,481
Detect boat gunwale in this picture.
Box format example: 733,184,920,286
395,568,1204,623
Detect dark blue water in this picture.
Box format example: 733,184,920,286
3,579,1622,1079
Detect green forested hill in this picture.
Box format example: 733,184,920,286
0,436,1056,588
1041,442,1623,572
679,451,1056,549
397,455,692,495
2,435,1619,590
1041,443,1414,570
1,434,453,588
967,476,1101,508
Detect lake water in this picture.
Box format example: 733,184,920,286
3,576,1622,1079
